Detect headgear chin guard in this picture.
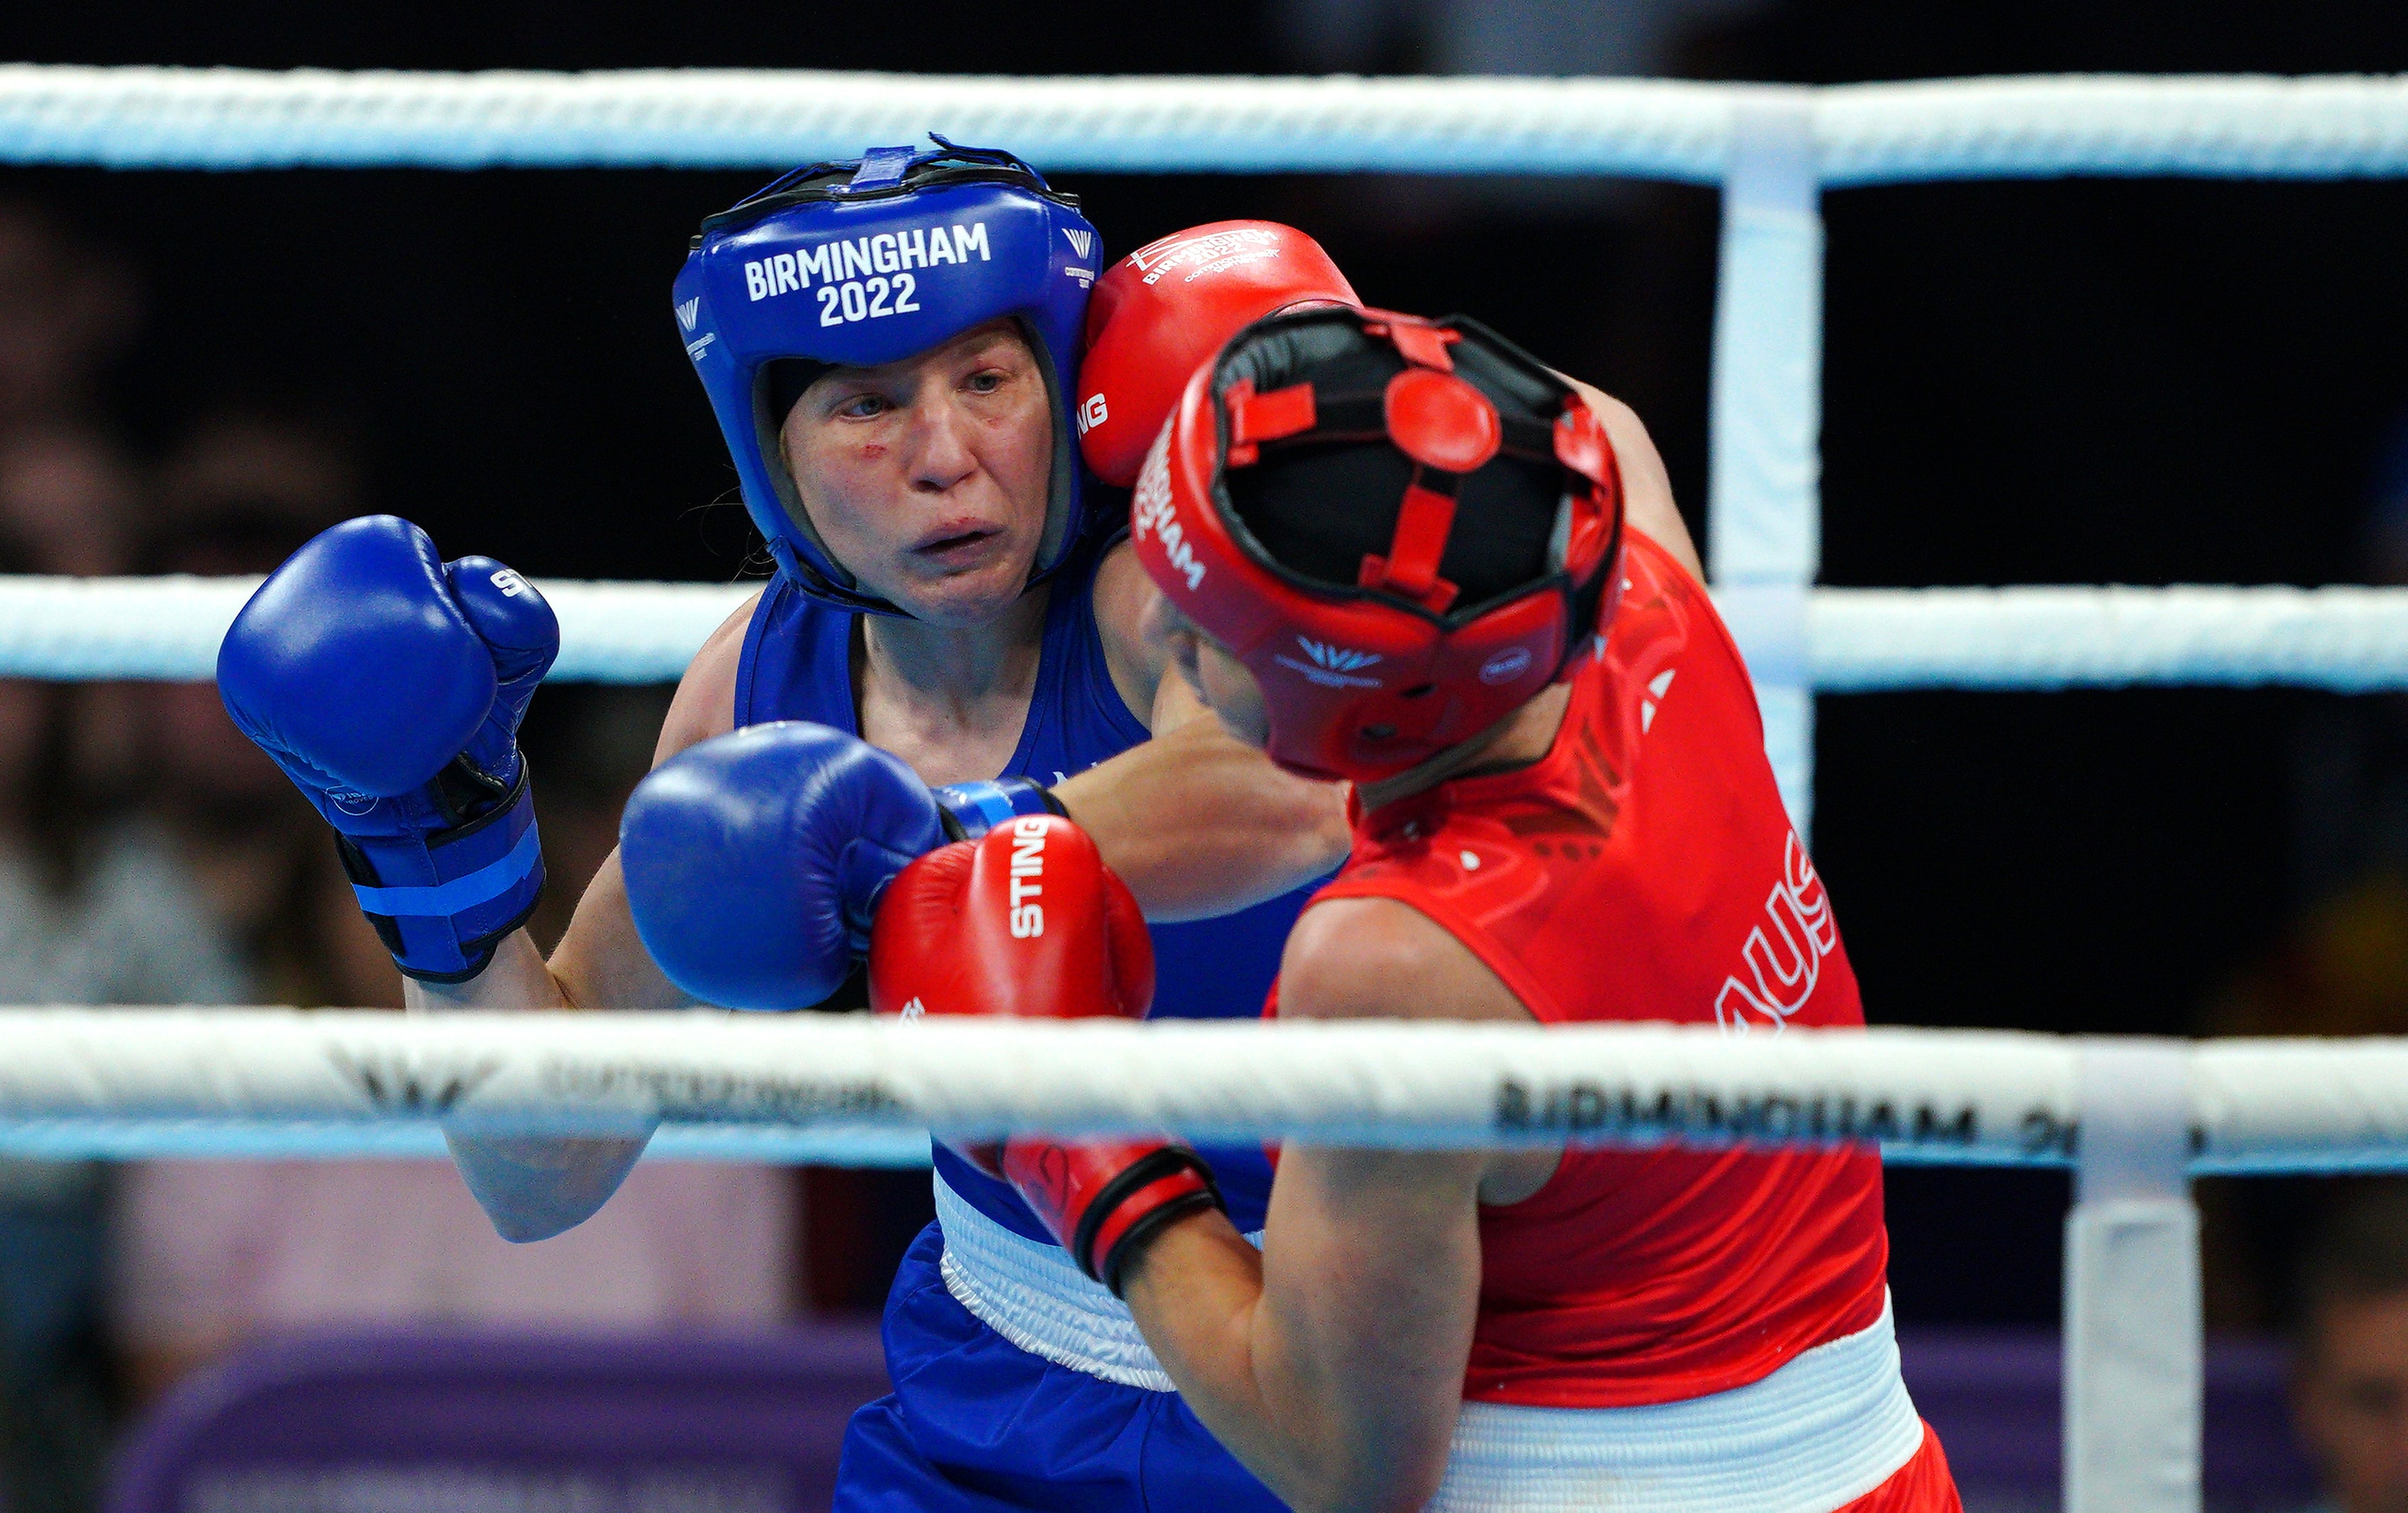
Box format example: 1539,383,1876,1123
675,137,1102,615
1132,307,1624,785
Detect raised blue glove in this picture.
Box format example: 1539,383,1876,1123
218,515,557,982
619,720,1063,1011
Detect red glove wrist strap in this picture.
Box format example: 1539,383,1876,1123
1048,1145,1225,1296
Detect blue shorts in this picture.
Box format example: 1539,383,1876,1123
833,1222,1289,1512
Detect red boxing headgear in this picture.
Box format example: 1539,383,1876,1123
1077,222,1360,488
1132,306,1623,785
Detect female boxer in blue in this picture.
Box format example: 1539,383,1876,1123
215,141,1360,1510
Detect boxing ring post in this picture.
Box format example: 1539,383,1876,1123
2066,1041,2201,1513
1708,92,1823,835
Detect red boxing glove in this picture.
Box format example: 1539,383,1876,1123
867,816,1221,1289
1075,221,1360,487
868,814,1151,1024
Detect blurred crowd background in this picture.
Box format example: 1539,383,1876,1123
0,0,2407,1509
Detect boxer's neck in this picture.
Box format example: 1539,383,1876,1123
852,585,1052,786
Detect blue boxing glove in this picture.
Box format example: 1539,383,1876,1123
619,720,1063,1010
218,516,557,982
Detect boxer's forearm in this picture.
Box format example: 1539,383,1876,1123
408,853,673,1242
1123,1150,1481,1513
1055,712,1348,923
404,928,570,1014
1122,1216,1374,1512
416,1014,653,1244
403,853,689,1015
437,1126,649,1244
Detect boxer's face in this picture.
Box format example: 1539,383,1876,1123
1146,595,1271,749
781,320,1053,626
2297,1289,2408,1513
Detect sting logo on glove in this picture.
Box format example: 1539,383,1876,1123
1007,816,1048,939
869,815,1151,1027
869,817,1226,1292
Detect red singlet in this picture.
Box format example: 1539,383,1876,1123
1302,531,1890,1409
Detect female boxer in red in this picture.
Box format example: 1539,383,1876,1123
873,305,1963,1512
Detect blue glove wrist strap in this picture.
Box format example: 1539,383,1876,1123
931,776,1065,841
350,820,542,916
340,771,546,983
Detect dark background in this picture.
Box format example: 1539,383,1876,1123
10,0,2408,1328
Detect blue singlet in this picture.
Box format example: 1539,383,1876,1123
734,529,1309,1512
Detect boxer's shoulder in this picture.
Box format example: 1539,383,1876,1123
652,589,760,766
1276,893,1530,1026
1564,378,1700,585
1086,535,1164,726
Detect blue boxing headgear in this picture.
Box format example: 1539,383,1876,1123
675,138,1102,615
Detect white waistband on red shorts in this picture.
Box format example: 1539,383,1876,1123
1425,1298,1924,1513
934,1170,1924,1512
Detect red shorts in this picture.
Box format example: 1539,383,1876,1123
1838,1424,1961,1512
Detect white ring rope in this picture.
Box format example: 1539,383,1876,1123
1806,584,2408,693
0,575,756,683
0,1009,2393,1174
4,68,2408,181
6,575,2402,690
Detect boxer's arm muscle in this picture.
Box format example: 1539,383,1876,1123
410,594,754,1242
543,595,753,1008
1068,541,1349,921
1121,900,1543,1512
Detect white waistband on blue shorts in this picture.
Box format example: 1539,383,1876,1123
933,1166,1249,1391
933,1169,1924,1512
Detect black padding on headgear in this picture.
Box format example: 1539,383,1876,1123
765,359,831,434
1217,312,1571,621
